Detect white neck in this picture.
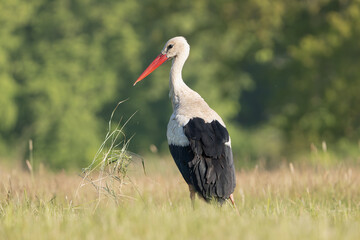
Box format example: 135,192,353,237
169,52,190,109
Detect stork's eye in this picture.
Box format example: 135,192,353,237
167,44,174,50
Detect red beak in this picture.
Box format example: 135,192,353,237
133,54,169,86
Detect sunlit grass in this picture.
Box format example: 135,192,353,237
1,159,360,240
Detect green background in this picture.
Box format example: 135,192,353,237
1,0,359,169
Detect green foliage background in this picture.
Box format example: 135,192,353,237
0,0,359,169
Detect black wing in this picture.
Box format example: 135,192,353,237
183,117,236,203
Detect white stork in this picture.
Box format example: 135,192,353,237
134,36,236,207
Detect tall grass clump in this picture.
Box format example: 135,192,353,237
77,100,139,206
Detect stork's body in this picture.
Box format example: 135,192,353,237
135,36,236,205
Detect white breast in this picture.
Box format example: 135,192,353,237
167,112,190,146
167,87,230,147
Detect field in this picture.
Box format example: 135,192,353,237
1,157,360,240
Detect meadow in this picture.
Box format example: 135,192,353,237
1,157,360,240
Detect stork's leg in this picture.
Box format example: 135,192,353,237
229,194,239,214
189,185,196,209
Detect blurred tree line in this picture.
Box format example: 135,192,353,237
0,0,359,169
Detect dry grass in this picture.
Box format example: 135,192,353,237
1,158,360,239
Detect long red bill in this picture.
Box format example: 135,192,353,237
133,54,168,86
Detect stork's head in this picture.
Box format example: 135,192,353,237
134,36,190,86
161,36,190,59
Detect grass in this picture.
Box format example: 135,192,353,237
1,158,360,240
